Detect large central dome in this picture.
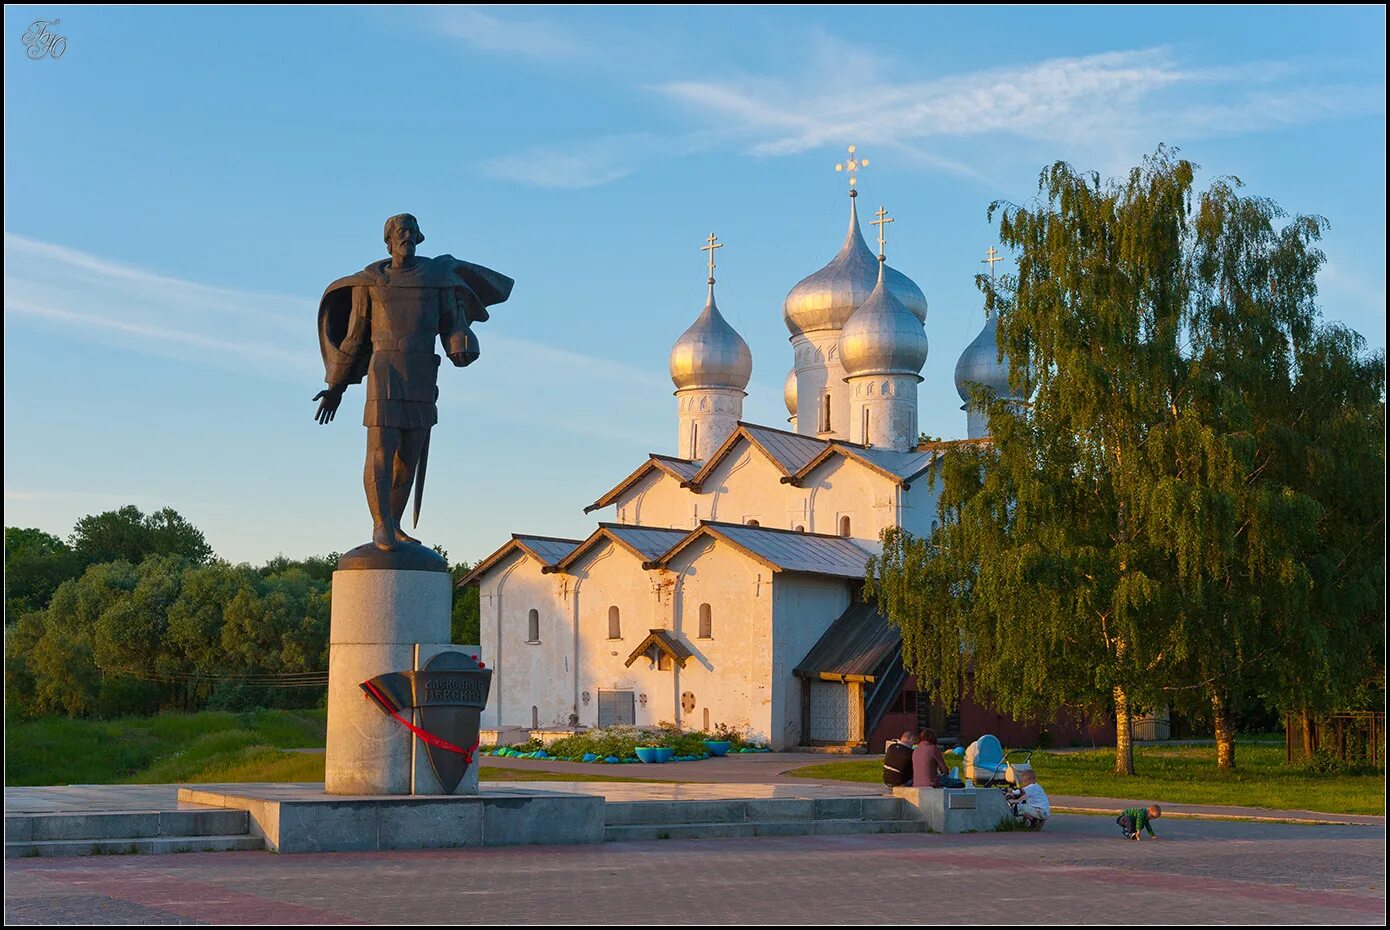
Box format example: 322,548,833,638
783,196,927,338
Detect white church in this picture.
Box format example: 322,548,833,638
462,159,1021,751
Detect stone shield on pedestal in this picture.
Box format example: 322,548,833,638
361,651,492,794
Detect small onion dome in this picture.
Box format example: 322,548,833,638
669,285,753,392
783,369,798,417
838,263,929,379
954,312,1015,404
783,197,928,338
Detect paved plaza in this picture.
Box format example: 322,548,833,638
5,810,1384,924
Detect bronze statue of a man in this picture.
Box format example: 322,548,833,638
315,214,512,552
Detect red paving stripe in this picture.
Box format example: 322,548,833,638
36,870,362,925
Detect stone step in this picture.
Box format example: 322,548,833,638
605,817,927,842
6,834,265,858
5,809,249,842
604,796,904,826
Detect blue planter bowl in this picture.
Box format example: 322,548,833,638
654,747,675,763
635,747,659,763
703,740,732,757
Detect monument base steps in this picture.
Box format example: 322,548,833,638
5,809,262,858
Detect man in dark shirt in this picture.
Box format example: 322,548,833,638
882,731,916,787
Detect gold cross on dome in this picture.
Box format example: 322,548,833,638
834,144,869,191
982,246,1003,280
870,205,893,260
701,232,723,284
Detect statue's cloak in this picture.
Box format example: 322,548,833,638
318,255,513,386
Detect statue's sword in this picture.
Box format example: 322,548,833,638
412,428,430,528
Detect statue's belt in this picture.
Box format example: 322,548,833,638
360,670,487,762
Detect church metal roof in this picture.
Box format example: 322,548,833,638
793,601,901,682
550,523,691,573
457,533,584,587
647,521,871,578
583,453,699,514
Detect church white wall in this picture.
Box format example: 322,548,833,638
771,575,854,749
699,441,805,530
612,469,696,529
847,374,920,453
798,454,902,552
902,470,943,540
477,551,574,730
665,536,774,744
567,541,675,729
793,332,851,441
676,387,744,461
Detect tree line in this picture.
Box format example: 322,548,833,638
4,506,481,719
869,148,1384,774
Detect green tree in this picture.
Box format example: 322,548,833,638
69,505,212,567
4,527,81,617
450,561,481,645
873,149,1201,775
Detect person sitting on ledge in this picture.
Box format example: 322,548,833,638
882,731,916,788
912,728,965,788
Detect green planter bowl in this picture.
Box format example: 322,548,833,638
703,740,732,756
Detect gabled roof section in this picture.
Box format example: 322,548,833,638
794,601,901,683
787,443,940,488
549,523,691,574
624,629,694,669
685,422,831,490
583,454,700,514
457,533,584,587
645,520,871,579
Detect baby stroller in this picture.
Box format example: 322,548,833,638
962,735,1034,787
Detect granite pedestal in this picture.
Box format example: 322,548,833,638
325,561,452,795
892,786,1013,833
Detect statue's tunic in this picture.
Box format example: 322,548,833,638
318,255,513,430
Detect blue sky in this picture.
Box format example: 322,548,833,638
4,6,1385,565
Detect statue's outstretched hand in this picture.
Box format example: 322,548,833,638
313,385,345,424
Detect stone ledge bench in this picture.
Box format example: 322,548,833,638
892,786,1011,833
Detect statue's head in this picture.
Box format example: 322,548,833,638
384,213,424,261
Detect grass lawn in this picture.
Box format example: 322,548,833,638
4,710,690,786
5,709,327,786
787,741,1384,815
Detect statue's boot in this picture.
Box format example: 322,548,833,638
372,521,398,552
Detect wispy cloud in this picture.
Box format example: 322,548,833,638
654,44,1383,172
480,134,651,190
3,234,665,447
433,8,583,61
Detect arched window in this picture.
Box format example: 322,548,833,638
861,408,871,446
839,515,852,538
698,603,712,639
607,605,621,639
527,608,540,643
745,518,760,527
793,524,805,533
689,422,699,459
703,708,711,730
820,394,832,432
531,705,539,728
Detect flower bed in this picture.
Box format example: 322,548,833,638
480,723,770,764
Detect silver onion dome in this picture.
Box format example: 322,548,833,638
783,196,928,337
670,285,753,392
954,311,1015,403
783,369,798,417
839,263,929,379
